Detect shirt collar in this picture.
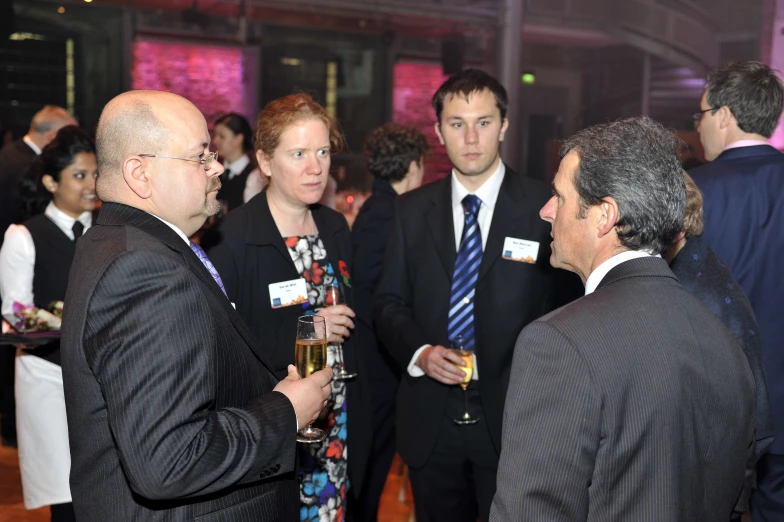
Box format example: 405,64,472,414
151,214,190,244
44,200,92,230
451,160,506,210
584,250,660,295
723,139,769,152
23,135,42,155
223,155,250,180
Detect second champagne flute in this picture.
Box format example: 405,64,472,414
295,315,328,443
323,280,358,381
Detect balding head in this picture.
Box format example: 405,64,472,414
95,90,223,236
28,105,78,148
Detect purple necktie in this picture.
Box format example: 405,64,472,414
189,241,227,296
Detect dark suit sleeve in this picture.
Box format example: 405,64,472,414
491,321,600,522
373,202,431,369
83,249,296,501
351,202,392,328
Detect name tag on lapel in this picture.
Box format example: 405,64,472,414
269,278,308,308
502,237,539,264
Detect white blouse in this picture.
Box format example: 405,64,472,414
0,202,92,316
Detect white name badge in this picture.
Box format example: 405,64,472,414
502,237,539,264
269,278,308,308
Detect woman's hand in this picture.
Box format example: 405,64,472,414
316,305,355,344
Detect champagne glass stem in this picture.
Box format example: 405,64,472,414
463,387,470,418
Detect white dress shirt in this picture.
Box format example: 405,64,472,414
223,155,250,181
0,202,92,316
584,250,660,296
151,214,190,244
407,161,507,380
222,155,265,204
22,135,42,155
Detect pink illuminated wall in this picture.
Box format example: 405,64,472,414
132,40,250,128
393,62,453,183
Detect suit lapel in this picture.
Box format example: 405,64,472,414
97,203,278,373
245,190,298,276
426,177,457,280
478,169,535,282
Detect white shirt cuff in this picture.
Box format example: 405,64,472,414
407,344,431,377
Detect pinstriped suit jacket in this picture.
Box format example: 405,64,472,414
61,202,299,521
491,257,755,522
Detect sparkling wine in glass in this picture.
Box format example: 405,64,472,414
324,281,358,381
452,335,479,425
295,315,328,443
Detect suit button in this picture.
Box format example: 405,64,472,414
273,464,280,472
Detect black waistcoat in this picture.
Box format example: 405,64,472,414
22,214,76,365
217,161,254,211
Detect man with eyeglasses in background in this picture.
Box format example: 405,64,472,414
690,61,784,522
60,90,332,521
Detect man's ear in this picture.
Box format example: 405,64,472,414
434,122,445,146
123,156,152,199
597,197,620,237
717,105,734,130
498,117,509,142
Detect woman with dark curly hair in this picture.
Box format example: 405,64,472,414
0,125,97,522
350,122,429,521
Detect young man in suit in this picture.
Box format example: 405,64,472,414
689,61,784,522
60,90,332,521
0,105,75,448
374,69,577,522
491,117,756,522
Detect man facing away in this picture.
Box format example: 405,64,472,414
60,90,332,521
374,69,579,522
491,116,755,522
664,171,773,519
690,61,784,522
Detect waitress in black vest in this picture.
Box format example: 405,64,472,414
0,126,97,522
213,112,264,211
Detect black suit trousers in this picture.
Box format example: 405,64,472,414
408,383,498,522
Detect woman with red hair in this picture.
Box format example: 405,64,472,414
209,93,371,521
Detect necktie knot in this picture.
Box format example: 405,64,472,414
462,194,481,218
72,221,84,240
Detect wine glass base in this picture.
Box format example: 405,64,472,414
297,428,327,444
333,370,358,381
454,416,480,425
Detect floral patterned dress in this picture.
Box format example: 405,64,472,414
284,235,349,522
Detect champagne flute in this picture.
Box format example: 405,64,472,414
323,280,358,381
451,335,479,425
295,315,328,443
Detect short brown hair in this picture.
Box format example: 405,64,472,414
254,93,343,157
682,171,704,238
431,69,508,123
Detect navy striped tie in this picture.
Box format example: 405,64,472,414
448,194,482,351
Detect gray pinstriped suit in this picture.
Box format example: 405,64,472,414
491,257,755,522
61,202,299,521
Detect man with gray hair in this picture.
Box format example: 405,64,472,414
690,61,784,522
491,116,755,521
61,90,332,521
0,105,76,449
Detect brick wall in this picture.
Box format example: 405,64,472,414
132,40,247,128
392,62,453,183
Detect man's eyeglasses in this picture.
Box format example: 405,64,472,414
691,107,719,123
138,151,219,171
